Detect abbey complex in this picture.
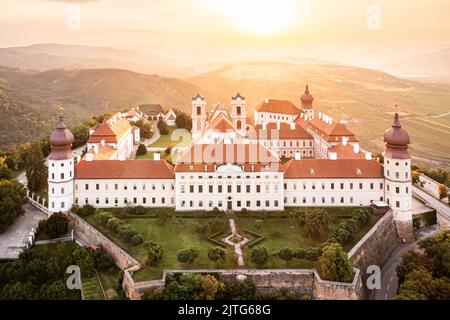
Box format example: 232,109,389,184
47,86,414,242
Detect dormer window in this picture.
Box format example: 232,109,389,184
356,169,362,175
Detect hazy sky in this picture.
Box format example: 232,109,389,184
1,0,449,67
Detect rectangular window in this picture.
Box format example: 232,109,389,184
61,173,65,179
350,183,353,190
105,198,109,204
115,184,118,190
359,183,363,189
190,185,194,193
350,197,354,204
198,185,203,193
199,200,203,207
246,185,251,193
256,200,261,207
274,200,279,207
227,185,232,193
340,183,344,189
61,201,65,209
209,201,213,208
209,185,213,193
152,197,156,204
162,198,165,204
237,201,241,207
85,184,89,190
96,184,99,190
370,183,374,190
96,198,99,204
246,200,251,207
396,201,400,208
237,185,241,193
143,197,146,204
256,185,261,193
331,183,334,189
218,185,223,193
396,187,400,194
124,184,128,190
114,198,118,204
133,197,137,204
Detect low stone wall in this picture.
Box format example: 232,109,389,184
67,212,139,270
348,210,399,283
124,268,362,300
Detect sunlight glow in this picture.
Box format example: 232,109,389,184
202,0,300,36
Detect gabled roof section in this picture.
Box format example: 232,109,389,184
282,159,383,179
75,160,174,179
256,99,302,115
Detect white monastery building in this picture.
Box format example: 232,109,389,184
47,85,414,241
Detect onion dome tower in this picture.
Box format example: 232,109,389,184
300,84,314,120
383,110,414,242
48,108,75,214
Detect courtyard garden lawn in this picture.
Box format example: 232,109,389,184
85,214,237,281
84,206,381,281
148,126,184,148
135,151,158,160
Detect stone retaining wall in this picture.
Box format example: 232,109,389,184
67,212,139,270
124,268,362,300
348,210,399,284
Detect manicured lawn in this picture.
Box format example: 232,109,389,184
135,151,158,160
84,207,381,281
82,276,105,300
148,126,186,148
85,214,236,281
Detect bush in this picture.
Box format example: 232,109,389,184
76,204,96,217
158,120,169,135
98,211,114,224
208,247,226,262
93,248,115,272
106,217,123,233
144,241,163,265
156,210,173,224
136,144,147,156
131,234,144,246
250,246,269,266
319,243,354,282
278,247,294,263
38,212,69,238
135,206,146,215
177,247,200,264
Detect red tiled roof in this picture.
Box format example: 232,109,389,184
75,160,174,179
252,123,312,140
296,116,357,143
174,163,282,173
282,159,383,179
256,99,301,115
177,144,279,165
328,143,366,160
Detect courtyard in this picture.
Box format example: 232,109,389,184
84,207,381,281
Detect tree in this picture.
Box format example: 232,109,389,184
93,248,115,272
136,144,147,156
319,243,354,282
438,184,448,200
158,119,169,135
200,274,220,300
0,179,27,232
374,152,384,164
174,110,192,130
250,246,269,266
132,119,152,139
38,212,69,238
278,247,294,264
0,156,13,180
412,170,420,184
177,247,200,264
156,209,173,224
73,246,95,277
145,241,163,266
302,208,329,239
74,204,96,217
25,142,47,192
208,247,226,263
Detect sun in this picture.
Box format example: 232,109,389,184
203,0,300,36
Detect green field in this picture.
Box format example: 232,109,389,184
148,126,184,148
85,207,381,281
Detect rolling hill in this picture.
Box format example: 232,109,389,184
0,66,208,147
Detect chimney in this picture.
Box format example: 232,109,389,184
264,98,269,104
353,143,360,154
276,122,281,130
365,152,372,160
329,152,337,160
93,145,98,154
251,165,254,172
318,112,322,119
295,152,301,160
330,118,333,125
290,122,296,130
204,165,208,172
153,153,161,161
342,137,348,146
100,139,105,147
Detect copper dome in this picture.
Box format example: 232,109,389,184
301,85,314,108
384,113,410,147
49,113,74,160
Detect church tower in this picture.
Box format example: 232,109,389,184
231,93,246,134
383,111,414,242
301,85,314,120
48,108,75,215
191,94,206,141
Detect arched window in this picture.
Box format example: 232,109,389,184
236,120,242,129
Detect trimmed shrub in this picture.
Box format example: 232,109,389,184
278,247,294,263
208,247,226,262
250,246,269,266
130,234,144,246
38,212,69,238
145,241,163,265
177,247,200,264
106,217,123,233
136,144,147,156
98,211,114,224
